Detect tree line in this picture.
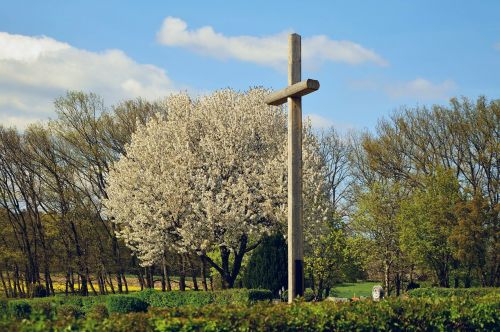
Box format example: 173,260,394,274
349,96,498,294
0,90,497,298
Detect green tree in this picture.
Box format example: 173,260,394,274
399,169,460,287
243,234,287,296
305,222,349,299
450,193,493,287
351,181,405,295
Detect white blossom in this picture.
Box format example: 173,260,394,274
105,88,330,269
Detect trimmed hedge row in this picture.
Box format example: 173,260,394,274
408,287,500,298
1,295,498,331
0,288,273,319
135,288,273,307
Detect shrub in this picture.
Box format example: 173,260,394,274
63,296,84,308
408,287,499,298
243,234,287,295
57,304,83,319
212,289,273,305
133,288,272,308
80,295,107,312
247,289,275,302
0,299,7,317
1,295,499,330
32,284,48,297
406,281,420,291
141,290,213,308
105,295,148,314
8,300,31,318
31,300,56,319
87,303,109,320
132,288,156,303
281,288,315,302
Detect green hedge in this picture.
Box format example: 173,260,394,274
0,299,7,317
7,300,31,319
136,288,273,307
1,296,498,331
57,304,83,319
0,288,273,319
408,287,500,298
281,288,315,302
105,295,148,313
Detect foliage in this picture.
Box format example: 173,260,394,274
139,290,213,308
399,169,461,287
0,93,164,298
305,221,349,299
449,193,494,287
361,96,499,287
212,289,273,304
408,287,500,298
31,300,57,319
243,233,287,295
350,181,405,295
0,296,498,331
57,304,83,319
0,299,6,317
86,303,109,320
137,288,273,307
105,295,149,313
7,300,31,318
281,288,316,302
0,289,272,320
106,88,330,288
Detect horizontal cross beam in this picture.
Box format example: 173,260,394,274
265,79,320,106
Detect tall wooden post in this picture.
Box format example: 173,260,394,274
264,33,319,303
287,33,304,302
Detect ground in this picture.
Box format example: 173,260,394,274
330,281,380,298
1,274,380,297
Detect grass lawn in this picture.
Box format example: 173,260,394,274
330,281,380,298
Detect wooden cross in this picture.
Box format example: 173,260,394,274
265,33,319,303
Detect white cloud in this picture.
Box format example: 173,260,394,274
306,113,335,130
0,32,178,129
156,17,388,70
384,78,456,100
305,113,355,133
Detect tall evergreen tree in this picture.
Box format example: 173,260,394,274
243,234,287,295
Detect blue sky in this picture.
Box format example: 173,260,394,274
1,0,499,131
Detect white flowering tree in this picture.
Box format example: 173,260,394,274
105,88,330,288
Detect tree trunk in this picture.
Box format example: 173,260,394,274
161,256,171,291
6,270,15,298
122,273,129,293
145,266,154,289
179,257,186,291
464,267,472,288
88,275,98,296
384,260,391,296
106,273,115,294
116,273,123,294
436,264,449,287
215,236,249,289
137,272,144,291
201,258,208,291
98,273,106,295
190,258,199,291
395,273,401,296
317,279,324,300
161,269,166,292
0,271,9,298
